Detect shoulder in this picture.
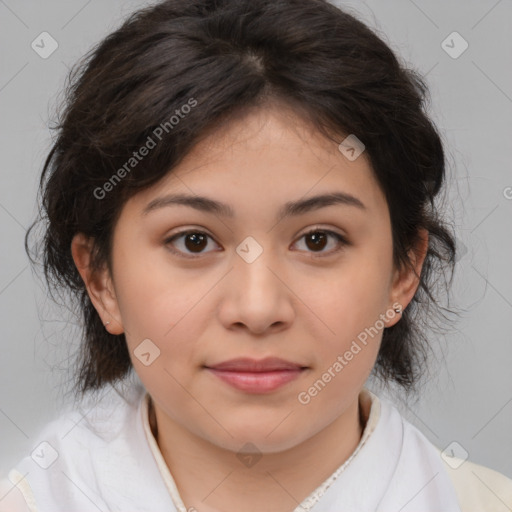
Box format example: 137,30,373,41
0,474,33,512
1,383,146,512
436,447,512,512
14,383,145,467
372,392,512,511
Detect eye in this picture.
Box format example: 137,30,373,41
164,230,220,259
292,228,348,257
164,227,349,259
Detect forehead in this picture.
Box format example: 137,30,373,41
123,106,388,221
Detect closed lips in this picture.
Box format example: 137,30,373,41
205,357,307,372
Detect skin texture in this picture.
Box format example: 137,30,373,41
72,105,428,512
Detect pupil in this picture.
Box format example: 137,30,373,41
307,232,326,251
186,233,206,252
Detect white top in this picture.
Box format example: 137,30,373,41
1,383,511,511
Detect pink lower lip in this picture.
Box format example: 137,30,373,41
207,368,304,393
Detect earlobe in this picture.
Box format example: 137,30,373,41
70,233,124,334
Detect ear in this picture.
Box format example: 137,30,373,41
386,228,429,327
70,233,124,335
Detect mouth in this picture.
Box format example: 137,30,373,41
204,357,308,393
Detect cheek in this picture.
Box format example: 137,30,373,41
113,243,194,326
301,253,391,367
113,254,226,385
298,281,383,414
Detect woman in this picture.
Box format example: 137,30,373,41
1,0,511,510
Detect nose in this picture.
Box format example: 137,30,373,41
217,246,296,335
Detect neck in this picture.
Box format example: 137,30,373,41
148,393,369,512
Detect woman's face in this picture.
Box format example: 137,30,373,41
75,106,424,453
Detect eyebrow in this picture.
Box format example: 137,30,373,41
142,191,366,219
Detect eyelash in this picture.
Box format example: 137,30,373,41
163,228,349,260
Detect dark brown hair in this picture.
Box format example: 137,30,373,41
25,0,458,401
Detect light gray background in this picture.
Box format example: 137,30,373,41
1,0,511,489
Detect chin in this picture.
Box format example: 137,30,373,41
204,422,307,455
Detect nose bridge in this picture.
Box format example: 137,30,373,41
234,234,280,299
218,234,294,332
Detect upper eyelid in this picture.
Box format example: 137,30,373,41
165,226,346,242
